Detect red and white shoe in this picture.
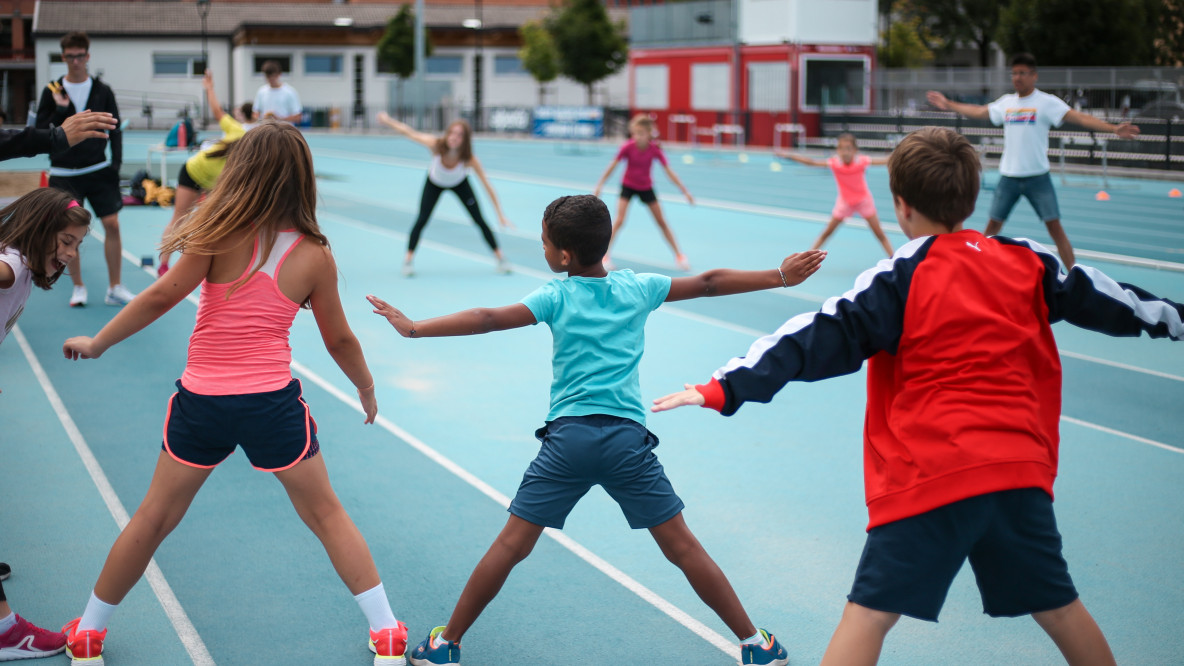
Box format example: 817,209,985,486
0,614,67,661
61,618,105,665
368,621,409,665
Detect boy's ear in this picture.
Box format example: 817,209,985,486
560,248,573,267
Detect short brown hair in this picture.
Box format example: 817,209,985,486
887,127,980,229
60,31,89,53
261,60,282,77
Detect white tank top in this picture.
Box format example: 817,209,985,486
427,154,468,188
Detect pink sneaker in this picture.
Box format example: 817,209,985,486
368,621,409,665
0,614,67,660
61,618,105,665
675,254,691,271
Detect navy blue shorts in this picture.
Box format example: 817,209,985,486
848,487,1078,622
162,379,319,472
509,415,684,529
620,185,658,205
988,173,1061,223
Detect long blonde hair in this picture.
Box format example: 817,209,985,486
161,120,328,297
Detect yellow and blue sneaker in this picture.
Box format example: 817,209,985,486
408,626,460,666
741,628,788,666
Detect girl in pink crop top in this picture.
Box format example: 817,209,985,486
60,121,409,660
778,132,896,258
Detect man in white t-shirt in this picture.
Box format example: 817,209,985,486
253,60,302,124
927,53,1139,268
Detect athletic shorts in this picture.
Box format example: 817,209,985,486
832,195,877,220
988,173,1061,223
177,162,200,191
49,167,123,218
162,378,320,472
848,487,1078,622
620,185,658,205
509,415,684,530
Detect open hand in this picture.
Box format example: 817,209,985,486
778,249,827,286
49,82,70,108
63,336,103,360
367,295,416,337
60,111,117,146
651,384,706,412
925,91,950,111
1114,122,1140,139
498,213,516,230
357,385,377,424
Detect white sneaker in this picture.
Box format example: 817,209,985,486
105,284,135,306
69,285,88,307
496,258,511,274
401,261,415,278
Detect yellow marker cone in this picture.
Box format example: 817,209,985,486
682,154,694,165
1170,188,1182,198
738,153,749,163
1095,190,1110,201
770,162,783,172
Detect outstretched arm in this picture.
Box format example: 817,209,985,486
593,158,621,198
661,164,694,205
203,70,225,122
867,155,891,166
63,251,211,360
777,151,828,167
1062,109,1140,139
665,250,826,302
376,111,439,150
926,91,990,121
368,295,537,337
468,155,513,228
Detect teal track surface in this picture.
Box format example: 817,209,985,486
2,131,1183,665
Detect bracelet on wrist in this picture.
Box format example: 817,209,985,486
777,267,789,288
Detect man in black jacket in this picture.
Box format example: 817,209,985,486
35,31,131,307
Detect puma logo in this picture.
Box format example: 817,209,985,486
966,241,981,252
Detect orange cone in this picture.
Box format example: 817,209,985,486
1095,190,1110,201
1170,188,1182,198
39,171,48,188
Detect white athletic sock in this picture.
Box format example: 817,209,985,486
78,591,118,632
741,630,765,645
354,582,398,632
0,612,16,633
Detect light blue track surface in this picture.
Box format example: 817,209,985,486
2,130,1182,665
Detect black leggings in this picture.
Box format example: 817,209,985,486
407,177,499,252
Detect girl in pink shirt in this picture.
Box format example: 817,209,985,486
780,133,894,257
61,121,409,666
594,114,694,271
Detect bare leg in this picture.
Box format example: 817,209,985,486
984,217,1005,237
645,200,686,261
67,255,84,288
812,217,845,250
1032,599,1115,666
159,186,201,267
864,213,895,257
1044,219,1076,268
99,213,122,289
605,197,631,259
92,452,213,603
820,601,900,666
273,454,381,595
649,513,756,639
439,515,544,643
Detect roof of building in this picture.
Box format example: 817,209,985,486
33,1,627,36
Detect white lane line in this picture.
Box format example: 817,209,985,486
1059,350,1184,383
1062,416,1184,455
13,326,215,666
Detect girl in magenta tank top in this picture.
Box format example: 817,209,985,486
61,121,409,665
778,132,896,257
593,114,695,271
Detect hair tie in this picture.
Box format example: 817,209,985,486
66,200,80,209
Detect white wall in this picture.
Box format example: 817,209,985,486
740,0,877,46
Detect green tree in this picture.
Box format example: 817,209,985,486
909,0,1006,67
999,0,1155,65
547,0,628,104
519,20,560,105
1151,0,1184,65
880,17,936,68
376,6,433,109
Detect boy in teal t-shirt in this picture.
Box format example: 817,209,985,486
368,194,825,666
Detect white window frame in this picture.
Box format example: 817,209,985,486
304,53,345,76
153,53,205,78
634,64,669,109
691,62,730,111
799,54,871,112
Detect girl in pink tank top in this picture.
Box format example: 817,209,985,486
778,132,896,257
61,121,409,665
593,113,695,271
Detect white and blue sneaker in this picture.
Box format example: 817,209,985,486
408,626,460,666
741,628,788,666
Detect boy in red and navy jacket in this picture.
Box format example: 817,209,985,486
653,126,1183,665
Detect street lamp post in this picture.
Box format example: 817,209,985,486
196,0,211,129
